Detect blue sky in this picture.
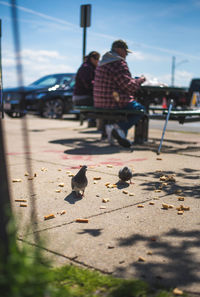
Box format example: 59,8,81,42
1,0,200,88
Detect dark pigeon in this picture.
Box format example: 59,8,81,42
118,166,133,184
71,165,88,197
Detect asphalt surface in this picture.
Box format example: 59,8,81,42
2,114,200,295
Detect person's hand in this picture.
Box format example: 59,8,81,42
140,75,146,83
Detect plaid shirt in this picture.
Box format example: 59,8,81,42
94,58,142,108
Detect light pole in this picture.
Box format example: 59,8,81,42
171,56,188,87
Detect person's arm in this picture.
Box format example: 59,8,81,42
113,60,145,95
79,65,94,91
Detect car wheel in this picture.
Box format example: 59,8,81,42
6,111,26,118
42,99,64,119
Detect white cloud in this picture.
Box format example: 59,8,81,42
128,51,163,62
173,70,193,87
128,51,145,61
2,48,76,87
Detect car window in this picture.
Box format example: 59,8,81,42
68,79,75,88
30,76,58,87
60,76,73,85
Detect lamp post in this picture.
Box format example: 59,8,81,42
171,56,188,87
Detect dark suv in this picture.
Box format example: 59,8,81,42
3,73,75,118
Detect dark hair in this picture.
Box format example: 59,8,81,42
87,51,100,61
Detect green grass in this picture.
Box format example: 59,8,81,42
0,217,186,297
51,264,182,297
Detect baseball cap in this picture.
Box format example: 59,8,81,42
111,39,132,53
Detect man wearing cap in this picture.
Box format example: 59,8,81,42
93,39,145,148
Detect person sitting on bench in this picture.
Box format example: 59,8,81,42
93,40,145,147
73,51,100,127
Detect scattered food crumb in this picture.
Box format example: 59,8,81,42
15,199,27,202
162,203,169,209
102,198,109,203
93,177,101,180
178,197,185,201
20,203,27,207
60,210,66,215
177,211,184,215
41,167,47,172
149,201,155,205
75,218,89,223
55,189,61,193
107,244,115,249
175,189,182,194
173,288,183,295
44,214,55,220
12,179,22,182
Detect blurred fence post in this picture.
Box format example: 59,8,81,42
0,19,4,119
0,119,12,263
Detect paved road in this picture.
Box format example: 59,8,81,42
2,114,200,296
150,119,200,133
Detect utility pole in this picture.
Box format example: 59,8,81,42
171,56,176,87
171,56,188,87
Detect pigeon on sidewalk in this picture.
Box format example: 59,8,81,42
118,166,133,184
71,165,88,197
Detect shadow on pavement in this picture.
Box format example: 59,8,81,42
64,192,82,204
115,181,130,189
115,228,200,291
77,228,103,237
50,137,131,155
49,134,200,156
133,168,200,199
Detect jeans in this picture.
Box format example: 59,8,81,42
117,101,145,136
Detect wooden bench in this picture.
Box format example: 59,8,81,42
73,106,148,144
74,105,200,145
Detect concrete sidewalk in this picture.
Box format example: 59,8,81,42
3,115,200,295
